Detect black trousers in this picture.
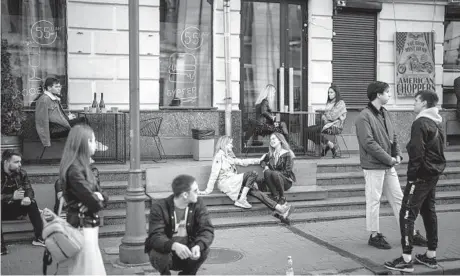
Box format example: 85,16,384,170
400,177,439,254
148,247,210,275
304,125,329,145
1,200,44,243
239,171,278,210
263,170,292,199
50,117,89,139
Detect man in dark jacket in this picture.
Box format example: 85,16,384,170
144,174,214,275
355,81,426,250
1,150,45,255
385,90,446,273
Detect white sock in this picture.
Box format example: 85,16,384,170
402,254,412,262
371,231,378,237
426,250,436,258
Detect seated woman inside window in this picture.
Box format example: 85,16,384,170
245,84,288,146
304,84,347,157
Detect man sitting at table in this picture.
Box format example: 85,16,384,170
34,77,107,151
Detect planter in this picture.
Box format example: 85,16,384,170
1,135,22,154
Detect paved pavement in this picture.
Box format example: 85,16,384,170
2,212,460,275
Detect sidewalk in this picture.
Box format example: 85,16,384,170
2,212,460,275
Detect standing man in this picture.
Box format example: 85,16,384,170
1,150,45,255
384,90,446,273
144,174,214,275
355,81,426,250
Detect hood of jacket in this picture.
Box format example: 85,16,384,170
415,107,442,125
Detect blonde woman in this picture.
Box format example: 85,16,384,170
260,132,296,206
246,84,289,146
199,136,292,222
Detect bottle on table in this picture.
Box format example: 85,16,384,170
91,92,98,113
99,93,106,113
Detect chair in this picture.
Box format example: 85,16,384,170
322,126,350,158
140,117,166,162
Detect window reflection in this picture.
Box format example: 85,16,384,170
0,0,67,108
159,0,212,108
444,21,460,70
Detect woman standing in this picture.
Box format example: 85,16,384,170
59,124,108,275
199,136,292,222
260,132,296,206
246,84,289,146
305,84,347,157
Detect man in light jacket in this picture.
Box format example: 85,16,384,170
355,81,426,250
384,90,446,273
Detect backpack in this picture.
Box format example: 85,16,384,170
41,198,84,274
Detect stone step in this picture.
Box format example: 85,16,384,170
100,181,128,196
317,167,460,186
316,159,460,174
326,179,460,198
27,169,145,184
105,185,328,210
5,203,460,243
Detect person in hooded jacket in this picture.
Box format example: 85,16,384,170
384,90,446,273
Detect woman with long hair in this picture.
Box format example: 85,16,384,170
199,136,292,222
260,132,296,206
305,84,347,157
245,84,289,146
59,124,108,275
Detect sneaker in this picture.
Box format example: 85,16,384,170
1,244,7,255
384,256,414,273
277,204,293,219
277,196,287,206
95,141,108,151
415,253,438,269
413,230,428,247
32,237,45,247
368,233,391,249
234,199,252,209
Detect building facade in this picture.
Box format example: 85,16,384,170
1,0,459,159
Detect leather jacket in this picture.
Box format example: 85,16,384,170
262,152,296,183
1,168,34,203
63,162,108,228
256,99,274,125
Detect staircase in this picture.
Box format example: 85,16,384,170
3,153,460,243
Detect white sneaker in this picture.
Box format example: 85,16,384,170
32,238,45,247
234,198,252,209
95,141,108,151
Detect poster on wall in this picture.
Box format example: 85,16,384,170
395,32,435,97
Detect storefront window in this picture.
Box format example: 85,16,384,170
1,0,67,108
444,21,460,70
159,0,212,108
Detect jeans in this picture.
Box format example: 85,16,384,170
263,170,292,199
363,167,403,232
1,200,44,243
239,171,278,210
400,177,439,254
148,247,210,275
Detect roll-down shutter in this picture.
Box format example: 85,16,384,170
333,10,377,109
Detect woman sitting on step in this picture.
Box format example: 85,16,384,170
259,132,296,206
198,136,292,221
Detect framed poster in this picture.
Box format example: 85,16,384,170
395,32,435,97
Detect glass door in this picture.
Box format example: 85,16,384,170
240,0,307,149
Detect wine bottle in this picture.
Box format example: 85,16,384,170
99,93,106,113
91,92,98,113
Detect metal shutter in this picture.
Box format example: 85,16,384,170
333,10,377,109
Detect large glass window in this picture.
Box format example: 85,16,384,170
444,21,460,70
159,0,212,108
1,0,67,108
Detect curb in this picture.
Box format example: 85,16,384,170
413,260,460,275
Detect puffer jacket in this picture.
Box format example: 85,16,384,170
406,107,446,181
1,168,34,202
355,102,402,170
144,195,214,254
62,162,108,228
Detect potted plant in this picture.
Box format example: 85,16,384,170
1,39,25,153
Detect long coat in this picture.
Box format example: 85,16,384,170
204,150,259,201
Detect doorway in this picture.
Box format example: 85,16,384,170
240,0,308,150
